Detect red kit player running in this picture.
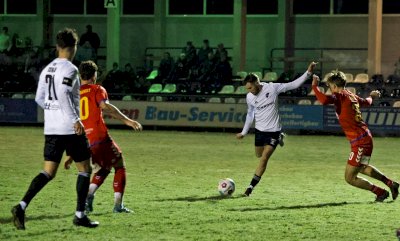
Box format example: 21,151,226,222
65,60,142,213
312,71,398,202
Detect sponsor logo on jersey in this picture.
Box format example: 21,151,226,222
62,77,73,86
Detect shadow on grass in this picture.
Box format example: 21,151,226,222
0,212,73,225
155,194,246,202
228,201,379,212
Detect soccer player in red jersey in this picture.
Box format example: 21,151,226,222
312,71,399,202
65,60,142,213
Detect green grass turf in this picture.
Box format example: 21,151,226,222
0,126,399,240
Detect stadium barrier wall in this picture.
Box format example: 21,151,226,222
1,99,399,135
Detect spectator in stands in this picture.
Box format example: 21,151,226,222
75,40,97,66
168,53,191,92
197,39,213,66
182,41,197,69
79,25,100,54
198,52,217,94
215,53,232,86
143,54,154,77
157,52,174,85
0,27,11,54
214,43,228,61
102,62,124,99
122,63,137,93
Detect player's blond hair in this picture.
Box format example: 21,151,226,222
326,70,347,87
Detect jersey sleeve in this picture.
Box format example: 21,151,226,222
58,67,81,123
357,95,372,107
312,85,335,105
35,71,46,109
276,71,311,94
96,86,109,106
240,94,255,136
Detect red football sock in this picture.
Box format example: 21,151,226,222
113,167,126,194
91,168,110,187
371,185,386,196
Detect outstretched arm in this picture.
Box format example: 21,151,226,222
312,75,334,105
100,101,142,131
277,62,317,93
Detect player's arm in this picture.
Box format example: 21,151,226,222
100,101,143,131
277,62,317,93
311,75,334,105
35,72,46,109
58,69,84,135
358,90,381,107
236,98,255,139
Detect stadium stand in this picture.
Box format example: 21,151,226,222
161,84,177,94
224,97,236,104
218,85,235,94
122,95,133,101
354,73,369,83
208,97,221,103
148,83,163,93
234,86,247,95
262,72,278,82
298,99,312,105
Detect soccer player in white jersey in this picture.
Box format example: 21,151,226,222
237,62,317,196
11,28,98,229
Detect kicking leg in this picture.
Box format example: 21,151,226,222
244,145,275,196
345,164,389,202
360,165,399,200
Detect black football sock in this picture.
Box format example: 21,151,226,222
76,172,90,212
249,175,261,189
22,172,52,208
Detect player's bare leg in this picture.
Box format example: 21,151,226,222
360,165,399,200
73,160,99,227
12,161,58,230
345,164,389,202
244,145,275,196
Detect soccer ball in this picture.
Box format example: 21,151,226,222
218,178,235,196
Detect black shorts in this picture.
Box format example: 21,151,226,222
254,129,281,148
44,134,91,163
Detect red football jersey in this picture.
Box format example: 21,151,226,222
313,85,372,142
80,84,109,145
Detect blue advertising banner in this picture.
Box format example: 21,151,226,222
279,105,323,130
0,99,37,123
323,106,400,132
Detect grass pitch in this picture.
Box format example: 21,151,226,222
0,126,399,240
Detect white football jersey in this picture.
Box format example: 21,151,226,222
36,58,81,135
241,71,311,135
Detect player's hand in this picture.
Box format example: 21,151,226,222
370,90,381,99
307,62,318,73
64,156,73,170
125,119,143,131
312,75,320,86
236,133,244,140
74,120,85,135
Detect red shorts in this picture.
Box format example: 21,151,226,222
347,137,373,167
90,139,122,169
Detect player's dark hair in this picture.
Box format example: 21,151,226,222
79,60,98,80
56,28,78,49
243,73,259,85
326,70,347,87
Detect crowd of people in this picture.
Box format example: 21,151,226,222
1,25,400,104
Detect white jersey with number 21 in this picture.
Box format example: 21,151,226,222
36,58,81,135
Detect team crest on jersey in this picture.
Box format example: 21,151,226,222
62,77,73,86
265,93,269,98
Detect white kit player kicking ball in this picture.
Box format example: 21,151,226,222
236,62,317,196
11,28,98,229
